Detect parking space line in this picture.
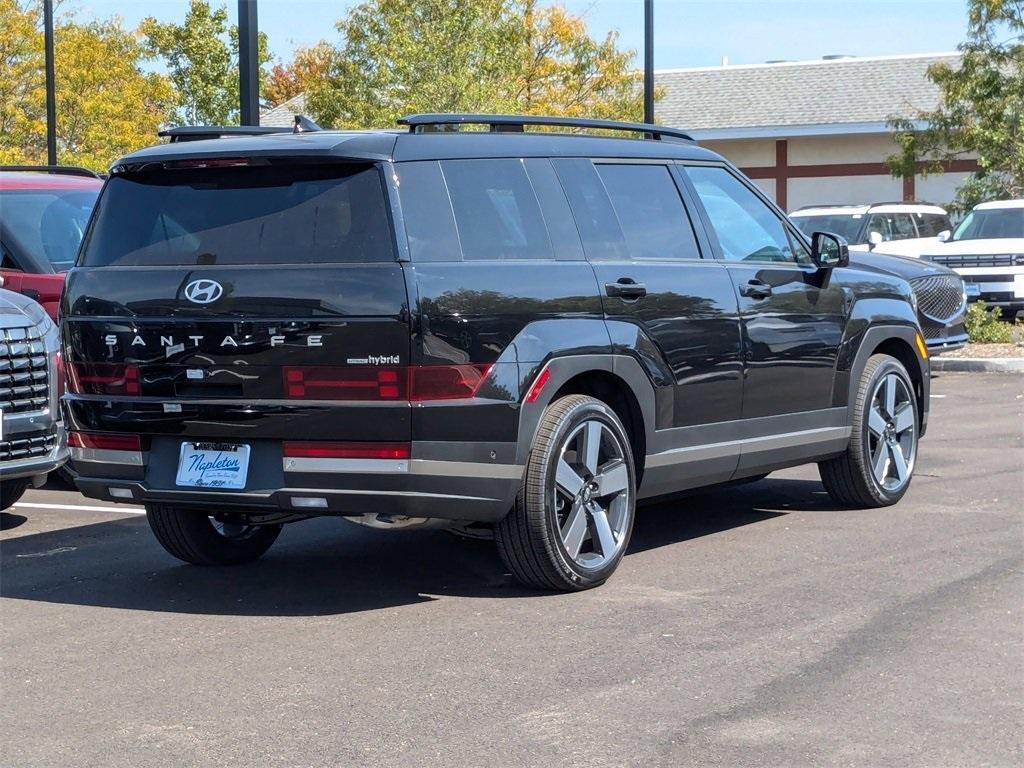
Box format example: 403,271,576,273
12,502,146,515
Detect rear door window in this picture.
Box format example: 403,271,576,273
81,164,395,267
594,164,701,260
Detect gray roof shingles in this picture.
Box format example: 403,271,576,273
655,53,959,132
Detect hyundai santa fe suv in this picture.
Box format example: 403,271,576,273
63,114,930,590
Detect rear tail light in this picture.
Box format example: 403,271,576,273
166,158,251,169
68,362,140,395
283,441,410,460
69,431,144,451
283,366,406,400
409,364,491,401
283,365,492,402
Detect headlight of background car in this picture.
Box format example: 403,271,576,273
908,289,918,313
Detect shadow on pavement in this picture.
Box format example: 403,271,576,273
0,512,28,531
1,478,832,617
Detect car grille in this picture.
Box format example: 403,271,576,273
0,430,56,462
910,274,965,322
930,253,1020,268
0,326,49,413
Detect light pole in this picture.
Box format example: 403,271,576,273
238,0,259,125
43,0,57,164
643,0,654,125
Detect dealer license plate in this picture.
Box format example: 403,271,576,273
175,442,250,489
965,283,981,298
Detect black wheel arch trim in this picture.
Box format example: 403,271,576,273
843,323,930,438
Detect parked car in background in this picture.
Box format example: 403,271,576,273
61,114,930,591
848,251,968,354
922,199,1024,319
0,282,68,510
790,202,953,258
0,166,103,321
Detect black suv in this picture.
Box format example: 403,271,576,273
63,114,930,591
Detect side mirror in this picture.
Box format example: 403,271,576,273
937,230,951,242
867,230,884,250
811,231,849,269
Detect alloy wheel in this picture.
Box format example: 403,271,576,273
210,516,260,541
552,419,632,569
866,372,916,492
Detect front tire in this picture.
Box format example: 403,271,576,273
496,395,636,591
146,504,282,565
819,354,919,507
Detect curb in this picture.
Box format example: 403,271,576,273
931,357,1024,373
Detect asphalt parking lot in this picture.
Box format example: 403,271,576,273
1,372,1021,767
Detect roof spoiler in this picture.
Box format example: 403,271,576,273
398,113,694,142
0,165,100,179
159,115,322,143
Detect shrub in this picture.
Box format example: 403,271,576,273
965,301,1014,343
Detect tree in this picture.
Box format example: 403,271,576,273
141,0,270,125
0,1,174,170
306,0,651,129
889,0,1024,210
514,1,651,121
264,41,332,107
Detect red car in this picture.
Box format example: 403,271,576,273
0,166,103,320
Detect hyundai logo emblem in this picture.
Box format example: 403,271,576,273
184,279,224,304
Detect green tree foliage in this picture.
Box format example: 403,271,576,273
889,0,1024,211
0,0,174,170
141,0,270,126
264,42,333,108
307,0,651,128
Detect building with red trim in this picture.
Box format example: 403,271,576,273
657,52,975,212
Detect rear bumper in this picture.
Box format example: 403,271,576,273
71,440,524,523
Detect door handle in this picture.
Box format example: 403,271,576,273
739,279,773,300
605,279,647,300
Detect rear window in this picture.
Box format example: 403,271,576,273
81,164,395,267
0,188,99,270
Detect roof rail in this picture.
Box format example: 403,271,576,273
160,115,322,143
793,200,943,212
792,203,864,211
868,200,940,208
398,113,694,142
0,164,99,179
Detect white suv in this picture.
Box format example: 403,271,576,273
790,202,952,257
922,199,1024,317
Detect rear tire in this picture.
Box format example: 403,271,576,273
496,395,636,591
145,503,282,565
819,354,919,508
1,479,30,511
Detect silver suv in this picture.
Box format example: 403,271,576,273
0,284,67,510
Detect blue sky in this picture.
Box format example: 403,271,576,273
73,0,968,68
